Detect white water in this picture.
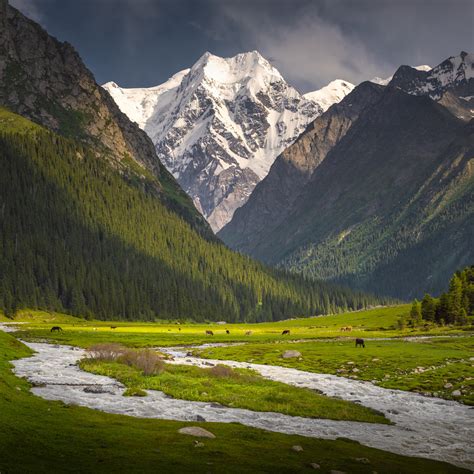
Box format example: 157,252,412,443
2,326,473,469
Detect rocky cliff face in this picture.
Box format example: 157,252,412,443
219,81,384,251
0,1,212,238
219,54,474,298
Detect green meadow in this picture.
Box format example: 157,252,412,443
0,329,465,474
1,305,473,472
11,305,470,349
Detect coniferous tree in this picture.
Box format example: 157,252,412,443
410,299,422,326
421,294,437,322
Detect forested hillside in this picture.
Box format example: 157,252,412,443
0,108,384,321
0,0,212,239
220,60,474,299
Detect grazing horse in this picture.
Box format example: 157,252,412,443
355,338,365,348
245,330,252,336
281,329,290,335
50,326,63,333
205,330,214,336
110,326,117,329
226,329,230,334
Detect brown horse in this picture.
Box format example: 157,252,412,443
50,326,63,333
205,330,214,336
281,329,290,335
226,329,230,334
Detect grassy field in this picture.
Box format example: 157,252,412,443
81,357,388,424
10,305,472,349
0,330,465,473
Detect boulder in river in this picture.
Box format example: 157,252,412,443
178,427,216,438
83,385,113,394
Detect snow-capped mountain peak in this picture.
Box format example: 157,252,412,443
103,51,355,231
104,51,325,231
304,79,355,112
385,52,473,105
190,50,283,87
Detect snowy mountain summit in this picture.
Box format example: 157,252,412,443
385,52,473,121
304,79,354,111
104,51,351,231
389,52,473,100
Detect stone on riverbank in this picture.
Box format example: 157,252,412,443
282,350,301,359
178,427,216,438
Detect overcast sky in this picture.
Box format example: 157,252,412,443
10,0,474,92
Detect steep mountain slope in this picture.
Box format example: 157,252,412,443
0,1,383,321
0,0,211,238
219,82,385,252
220,53,474,298
104,54,353,231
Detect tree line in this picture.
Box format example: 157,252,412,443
408,266,473,327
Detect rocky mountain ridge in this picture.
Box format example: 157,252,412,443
0,0,212,238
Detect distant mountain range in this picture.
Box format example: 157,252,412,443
104,53,354,230
219,53,474,299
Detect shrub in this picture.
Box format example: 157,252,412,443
119,349,165,376
208,364,235,378
86,343,126,361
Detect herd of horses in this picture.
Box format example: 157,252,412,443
50,325,365,347
204,328,365,347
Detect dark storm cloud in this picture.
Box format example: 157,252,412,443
9,0,473,91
